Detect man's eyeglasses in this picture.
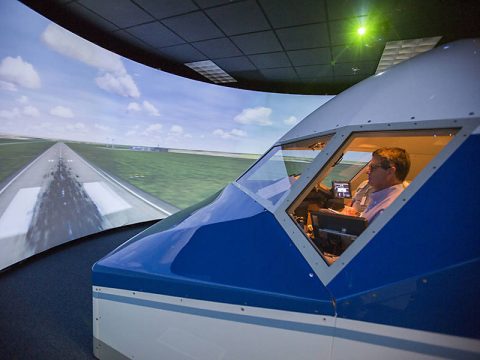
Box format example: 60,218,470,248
368,163,390,171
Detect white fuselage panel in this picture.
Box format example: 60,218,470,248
93,286,334,360
93,287,480,360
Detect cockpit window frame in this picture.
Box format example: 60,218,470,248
259,118,479,285
234,131,335,213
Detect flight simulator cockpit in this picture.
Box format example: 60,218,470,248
237,127,459,266
289,148,374,265
90,39,480,360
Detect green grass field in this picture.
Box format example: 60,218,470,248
0,140,55,183
0,139,23,144
67,143,257,209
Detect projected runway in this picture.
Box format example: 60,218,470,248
0,142,173,270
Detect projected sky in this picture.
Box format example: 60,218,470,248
0,1,332,154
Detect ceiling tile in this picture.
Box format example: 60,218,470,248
287,48,331,66
192,38,243,58
156,44,207,62
332,44,383,63
214,56,257,72
78,0,153,28
260,0,327,28
334,74,369,86
206,0,270,36
67,2,119,31
388,16,442,42
162,11,223,41
127,21,185,48
134,0,199,19
113,30,153,50
276,23,329,50
231,31,283,54
260,67,298,81
327,0,377,20
248,52,291,69
333,62,377,76
295,64,333,77
298,76,335,84
229,70,265,82
194,0,236,8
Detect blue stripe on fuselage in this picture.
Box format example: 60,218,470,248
93,184,334,315
94,291,480,360
328,134,480,339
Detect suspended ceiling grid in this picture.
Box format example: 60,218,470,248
20,0,480,94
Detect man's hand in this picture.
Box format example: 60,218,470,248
341,206,360,216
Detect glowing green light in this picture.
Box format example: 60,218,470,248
357,26,366,36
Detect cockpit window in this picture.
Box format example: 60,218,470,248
237,135,332,206
288,128,459,266
320,151,371,189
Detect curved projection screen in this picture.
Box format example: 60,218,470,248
0,0,332,270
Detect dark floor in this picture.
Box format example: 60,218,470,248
0,221,155,360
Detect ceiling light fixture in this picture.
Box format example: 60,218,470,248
375,36,442,74
185,60,237,84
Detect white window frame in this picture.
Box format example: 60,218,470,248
235,118,479,285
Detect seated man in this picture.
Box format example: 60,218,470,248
343,179,409,216
345,179,372,214
357,147,410,223
322,147,410,265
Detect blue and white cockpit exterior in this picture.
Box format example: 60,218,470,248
92,39,480,359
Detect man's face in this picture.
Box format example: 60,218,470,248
367,155,393,191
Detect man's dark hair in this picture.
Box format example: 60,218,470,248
373,147,411,181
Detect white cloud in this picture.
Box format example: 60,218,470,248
42,23,140,98
142,100,160,116
0,105,40,118
42,23,124,74
230,128,247,137
0,56,41,89
212,128,248,139
0,107,20,119
23,105,40,117
127,102,142,112
169,125,183,135
213,129,230,139
143,123,163,135
126,100,160,116
17,95,28,103
50,105,74,118
95,73,140,98
0,80,17,92
234,106,272,126
283,116,299,125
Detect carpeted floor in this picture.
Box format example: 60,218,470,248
0,221,155,360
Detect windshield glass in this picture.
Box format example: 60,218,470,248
237,135,332,206
320,151,371,188
288,128,459,266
